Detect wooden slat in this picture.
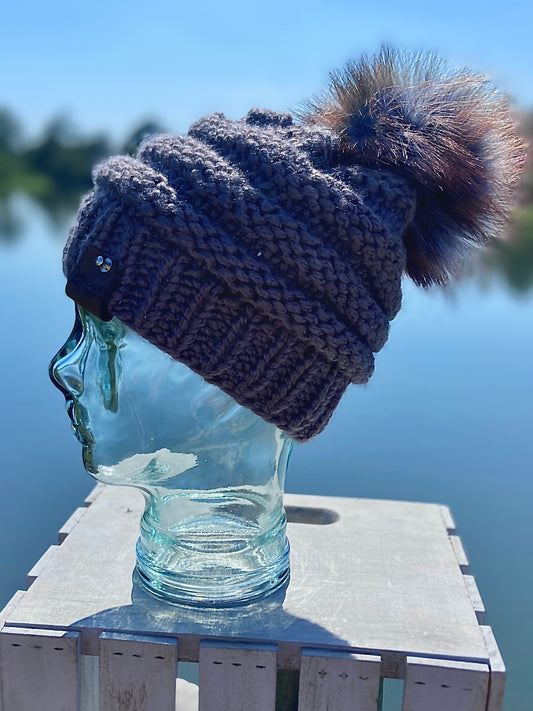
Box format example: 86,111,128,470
26,544,60,588
84,483,106,506
439,505,456,534
0,626,80,711
175,678,199,711
7,487,142,624
463,575,486,624
449,535,470,573
403,656,489,711
80,654,99,711
299,648,381,711
58,507,89,544
0,591,25,630
99,632,177,711
481,626,506,711
199,641,277,711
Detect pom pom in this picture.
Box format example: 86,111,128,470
302,46,526,286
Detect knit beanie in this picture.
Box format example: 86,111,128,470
64,48,524,442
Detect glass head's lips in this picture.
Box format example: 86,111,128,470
66,398,93,447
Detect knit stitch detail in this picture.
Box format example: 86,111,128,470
64,110,412,441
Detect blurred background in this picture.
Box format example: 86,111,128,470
0,1,532,709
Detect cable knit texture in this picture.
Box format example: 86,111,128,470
64,109,414,440
63,47,524,441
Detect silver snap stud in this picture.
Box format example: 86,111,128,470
95,255,113,273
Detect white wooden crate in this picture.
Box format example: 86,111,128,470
0,485,504,710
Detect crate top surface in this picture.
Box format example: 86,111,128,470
2,485,488,663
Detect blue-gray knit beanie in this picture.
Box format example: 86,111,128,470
64,48,524,441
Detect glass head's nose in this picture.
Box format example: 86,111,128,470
49,307,85,397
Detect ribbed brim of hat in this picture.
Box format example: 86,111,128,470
105,248,360,441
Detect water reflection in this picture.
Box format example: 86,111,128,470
0,193,82,242
0,195,531,711
0,195,23,242
481,209,533,294
2,194,533,297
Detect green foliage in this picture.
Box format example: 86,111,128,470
475,112,533,293
0,108,23,151
0,111,167,216
24,117,112,205
0,110,110,209
484,205,533,292
122,120,166,156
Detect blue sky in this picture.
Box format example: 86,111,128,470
2,0,532,142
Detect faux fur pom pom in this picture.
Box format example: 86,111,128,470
303,47,526,286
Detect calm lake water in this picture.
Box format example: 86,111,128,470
1,194,532,710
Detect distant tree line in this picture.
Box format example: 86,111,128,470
0,108,164,215
482,111,533,293
1,106,532,291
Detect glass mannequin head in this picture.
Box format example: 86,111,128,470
49,305,292,490
50,305,293,604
